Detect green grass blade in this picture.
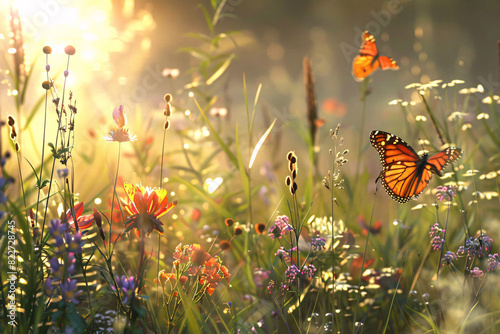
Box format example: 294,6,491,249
177,287,203,334
206,54,235,86
192,96,239,168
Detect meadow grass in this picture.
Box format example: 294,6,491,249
1,2,500,333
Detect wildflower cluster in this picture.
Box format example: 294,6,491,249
253,268,271,288
323,124,348,192
457,235,493,260
45,218,84,305
435,185,457,202
487,253,499,271
442,251,457,265
311,232,327,251
429,223,445,251
431,222,496,277
112,275,136,305
157,243,230,299
268,215,293,239
266,215,320,296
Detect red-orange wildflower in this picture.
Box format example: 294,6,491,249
199,257,230,295
155,270,188,286
65,202,94,230
167,243,230,296
122,182,177,236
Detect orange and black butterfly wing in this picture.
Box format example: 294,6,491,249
353,31,379,81
370,131,422,203
359,31,379,57
353,31,399,81
411,147,462,198
378,56,399,71
353,55,379,81
426,147,462,176
370,131,462,203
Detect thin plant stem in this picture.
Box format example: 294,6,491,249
108,143,122,257
353,182,378,333
353,78,369,206
34,54,50,238
40,52,71,245
419,93,446,146
157,126,167,309
437,201,452,276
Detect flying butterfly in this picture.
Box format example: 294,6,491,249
353,31,399,81
370,130,462,203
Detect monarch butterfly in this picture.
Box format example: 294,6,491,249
353,31,399,81
370,130,462,203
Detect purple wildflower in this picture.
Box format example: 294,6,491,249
49,219,67,238
65,231,82,253
279,282,290,295
442,251,457,265
429,223,444,239
113,275,136,304
253,268,271,288
301,264,317,279
53,236,66,254
44,277,55,297
432,236,444,251
285,265,300,283
275,247,292,265
49,257,63,277
275,215,292,231
459,235,494,259
66,252,76,275
311,235,326,251
435,185,457,202
268,215,293,240
470,267,484,278
60,278,83,304
487,253,499,272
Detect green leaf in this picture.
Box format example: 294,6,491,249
37,180,50,189
178,47,211,61
405,305,439,333
249,118,276,169
198,4,214,34
212,0,228,27
235,124,250,202
206,54,235,86
185,32,213,43
192,96,239,168
249,82,262,140
177,287,203,334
